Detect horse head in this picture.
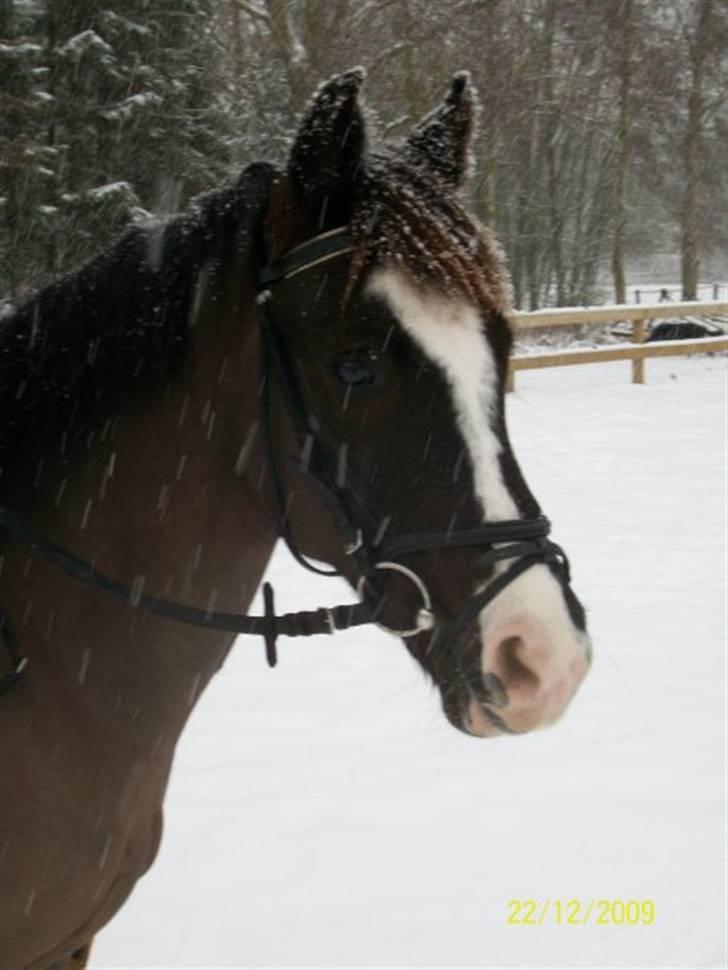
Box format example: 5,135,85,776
255,70,591,737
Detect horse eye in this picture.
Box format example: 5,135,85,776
333,349,382,388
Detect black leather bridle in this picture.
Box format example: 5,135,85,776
0,226,570,698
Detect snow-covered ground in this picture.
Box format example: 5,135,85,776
624,282,728,304
92,354,726,970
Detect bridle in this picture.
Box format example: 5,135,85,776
0,226,570,700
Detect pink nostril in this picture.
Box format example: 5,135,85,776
478,610,590,732
468,621,590,736
495,635,542,696
480,620,590,732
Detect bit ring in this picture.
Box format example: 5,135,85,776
357,561,434,638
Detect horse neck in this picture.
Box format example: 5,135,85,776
2,278,277,748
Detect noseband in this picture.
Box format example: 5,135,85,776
0,227,570,698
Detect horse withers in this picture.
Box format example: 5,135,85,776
0,70,591,968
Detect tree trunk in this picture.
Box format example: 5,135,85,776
229,0,246,103
543,0,565,306
681,0,713,300
611,0,633,304
266,0,310,114
0,0,12,36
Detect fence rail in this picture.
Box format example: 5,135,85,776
508,300,727,389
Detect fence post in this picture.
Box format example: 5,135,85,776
632,317,646,384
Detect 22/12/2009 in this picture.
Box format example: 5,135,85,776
506,898,656,926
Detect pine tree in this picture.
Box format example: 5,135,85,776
0,0,54,297
1,0,234,300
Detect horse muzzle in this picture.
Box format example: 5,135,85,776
438,580,592,738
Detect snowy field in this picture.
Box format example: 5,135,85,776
92,354,726,970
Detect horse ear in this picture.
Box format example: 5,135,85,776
288,68,367,229
405,72,477,189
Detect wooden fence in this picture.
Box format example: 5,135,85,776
508,300,728,390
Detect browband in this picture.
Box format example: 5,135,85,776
258,226,355,287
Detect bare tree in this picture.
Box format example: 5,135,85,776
611,0,634,304
681,0,715,299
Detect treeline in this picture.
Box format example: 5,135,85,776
0,0,232,297
1,0,726,308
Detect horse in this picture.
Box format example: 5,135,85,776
0,69,591,969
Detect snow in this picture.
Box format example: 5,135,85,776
99,11,152,39
58,31,113,61
92,355,726,969
102,94,163,124
516,299,728,320
0,42,43,57
518,335,727,361
86,182,137,203
628,283,728,303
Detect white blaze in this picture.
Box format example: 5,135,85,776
366,268,588,667
366,268,518,521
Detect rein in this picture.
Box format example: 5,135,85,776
0,227,569,700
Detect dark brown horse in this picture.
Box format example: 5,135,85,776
0,71,591,969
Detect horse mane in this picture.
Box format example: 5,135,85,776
0,163,274,490
348,147,513,316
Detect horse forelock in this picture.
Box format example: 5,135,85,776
347,149,513,320
266,144,512,325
